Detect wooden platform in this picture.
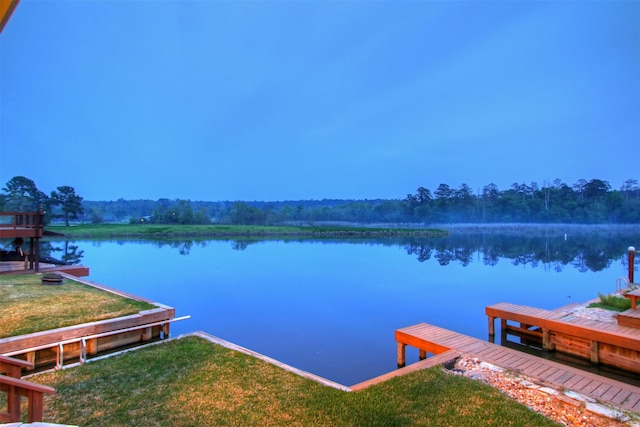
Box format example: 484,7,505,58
0,274,180,371
0,261,89,276
486,302,640,372
396,323,640,414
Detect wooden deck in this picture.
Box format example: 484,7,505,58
486,302,640,372
0,274,182,371
0,261,89,276
0,212,45,239
1,211,46,271
396,322,640,414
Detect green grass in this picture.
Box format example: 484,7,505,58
30,336,557,427
0,274,155,337
46,223,448,239
588,293,632,312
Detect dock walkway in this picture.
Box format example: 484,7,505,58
396,323,640,414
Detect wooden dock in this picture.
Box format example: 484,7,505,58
396,323,640,414
0,274,183,371
0,211,45,271
0,261,89,276
486,302,640,373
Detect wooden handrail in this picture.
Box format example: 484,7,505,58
0,374,55,394
0,354,34,378
0,354,54,423
0,374,55,423
0,211,44,229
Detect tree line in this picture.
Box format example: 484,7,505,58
403,178,640,224
1,176,639,225
0,176,84,226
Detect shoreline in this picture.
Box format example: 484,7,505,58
43,222,640,239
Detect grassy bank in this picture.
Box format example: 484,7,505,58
31,336,557,427
0,274,154,337
46,224,448,239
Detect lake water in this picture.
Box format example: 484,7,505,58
45,231,639,386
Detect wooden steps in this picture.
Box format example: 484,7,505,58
396,322,640,414
618,309,640,329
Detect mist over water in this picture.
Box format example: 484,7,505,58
45,230,639,385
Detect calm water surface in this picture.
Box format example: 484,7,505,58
48,233,638,385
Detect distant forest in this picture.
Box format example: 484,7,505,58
80,178,639,225
2,176,639,225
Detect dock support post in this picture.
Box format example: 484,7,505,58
542,329,554,351
87,338,98,356
590,341,600,364
488,316,495,337
397,342,406,368
162,323,170,339
419,349,427,360
142,326,153,341
26,351,36,366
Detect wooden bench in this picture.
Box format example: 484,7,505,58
0,355,55,423
623,288,640,310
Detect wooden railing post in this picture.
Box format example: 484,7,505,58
0,375,55,422
630,246,636,284
0,355,54,423
27,388,46,422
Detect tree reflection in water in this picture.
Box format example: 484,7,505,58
40,227,639,274
403,232,639,272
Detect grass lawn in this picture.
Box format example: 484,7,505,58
588,293,632,312
46,223,448,238
0,274,155,337
30,336,558,427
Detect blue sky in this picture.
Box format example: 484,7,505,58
1,0,638,201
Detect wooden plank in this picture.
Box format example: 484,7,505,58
0,307,175,354
611,390,633,405
351,350,461,391
628,394,640,410
601,386,624,401
590,383,613,398
396,322,640,413
552,370,576,385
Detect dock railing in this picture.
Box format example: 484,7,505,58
0,211,45,238
0,355,55,423
0,211,46,271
